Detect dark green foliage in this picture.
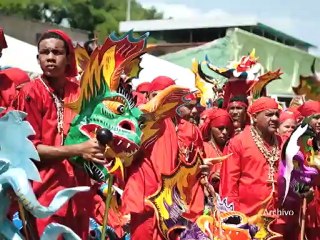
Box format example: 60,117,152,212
0,0,163,40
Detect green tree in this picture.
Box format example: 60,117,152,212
0,0,163,40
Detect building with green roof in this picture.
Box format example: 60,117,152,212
120,18,320,104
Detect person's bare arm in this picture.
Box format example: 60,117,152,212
36,139,106,164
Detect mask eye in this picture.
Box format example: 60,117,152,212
117,105,125,114
139,122,145,129
103,100,126,115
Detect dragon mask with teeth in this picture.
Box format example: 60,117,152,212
65,31,148,182
65,31,189,183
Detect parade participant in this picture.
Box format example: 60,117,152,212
227,95,249,134
298,100,320,240
84,38,98,56
278,110,297,137
134,82,151,105
12,29,105,238
123,76,179,240
0,28,30,108
220,97,281,216
175,92,199,125
123,76,205,239
0,68,30,108
200,108,233,191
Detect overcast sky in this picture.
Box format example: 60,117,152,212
138,0,320,55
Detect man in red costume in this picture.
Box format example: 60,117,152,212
220,97,305,239
200,108,233,191
123,76,179,240
123,76,205,239
298,100,320,240
220,97,281,216
13,29,106,238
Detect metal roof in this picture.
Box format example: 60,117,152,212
119,17,259,32
119,18,315,48
255,23,315,47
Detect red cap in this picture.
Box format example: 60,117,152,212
247,97,279,115
298,101,320,117
0,68,30,86
44,29,77,77
136,82,151,93
279,111,296,124
149,76,175,92
0,28,8,49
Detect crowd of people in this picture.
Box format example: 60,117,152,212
1,27,320,240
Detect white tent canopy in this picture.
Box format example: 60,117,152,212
1,35,42,74
132,53,196,90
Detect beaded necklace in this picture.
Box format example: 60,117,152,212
250,126,279,190
39,76,65,145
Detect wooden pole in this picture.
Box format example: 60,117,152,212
101,175,114,240
300,197,307,240
18,202,30,240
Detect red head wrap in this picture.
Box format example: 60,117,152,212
200,108,233,141
149,76,175,92
43,29,77,77
286,107,302,120
247,97,279,115
227,101,248,110
0,28,7,49
279,111,296,124
297,101,320,117
0,68,30,86
136,82,151,93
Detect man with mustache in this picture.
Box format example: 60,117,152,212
220,97,297,237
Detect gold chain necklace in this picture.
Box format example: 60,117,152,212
38,76,65,145
209,139,222,157
250,126,279,185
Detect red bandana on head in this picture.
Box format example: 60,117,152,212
279,111,296,124
227,101,248,110
148,76,175,92
286,106,302,121
247,97,279,115
200,108,233,141
45,29,77,78
297,100,320,117
136,82,151,93
0,28,8,49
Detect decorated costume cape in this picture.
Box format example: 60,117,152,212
203,49,282,106
145,145,284,240
0,108,88,240
293,59,320,101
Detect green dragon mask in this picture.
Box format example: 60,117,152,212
65,31,148,182
66,31,190,183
